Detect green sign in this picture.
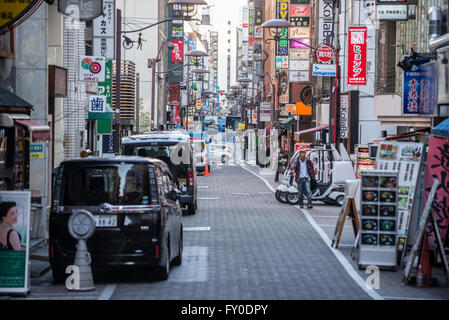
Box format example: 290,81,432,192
0,251,26,288
0,191,31,294
30,144,43,159
98,59,112,109
97,119,112,134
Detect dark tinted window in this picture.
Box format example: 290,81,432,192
60,163,152,206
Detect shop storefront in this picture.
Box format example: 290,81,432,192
0,87,50,191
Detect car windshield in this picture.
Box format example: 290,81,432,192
60,163,153,206
192,141,205,153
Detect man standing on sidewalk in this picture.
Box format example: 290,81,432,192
292,151,316,209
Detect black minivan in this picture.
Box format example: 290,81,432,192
49,157,183,281
121,131,198,215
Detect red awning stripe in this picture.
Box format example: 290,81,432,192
14,119,51,142
295,124,329,136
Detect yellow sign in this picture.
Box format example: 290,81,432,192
295,101,312,115
0,0,38,32
238,123,245,130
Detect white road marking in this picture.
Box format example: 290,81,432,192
184,226,211,231
232,192,250,195
319,224,352,228
98,284,117,300
313,215,342,218
241,164,384,301
198,197,220,200
383,296,445,300
197,186,209,189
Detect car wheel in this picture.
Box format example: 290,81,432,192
156,242,170,281
287,192,300,205
172,230,183,266
52,266,66,284
221,155,228,164
187,203,196,215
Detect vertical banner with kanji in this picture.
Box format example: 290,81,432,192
347,26,367,85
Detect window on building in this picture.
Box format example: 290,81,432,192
376,21,396,94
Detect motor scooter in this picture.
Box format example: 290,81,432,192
282,144,355,206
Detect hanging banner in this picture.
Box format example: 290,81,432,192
93,0,114,59
340,95,349,139
0,191,31,295
318,0,334,44
402,62,437,115
278,70,289,104
348,26,367,85
168,5,184,82
421,137,449,249
97,59,112,110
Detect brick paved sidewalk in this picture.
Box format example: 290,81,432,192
242,163,449,300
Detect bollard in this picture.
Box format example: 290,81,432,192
67,209,96,292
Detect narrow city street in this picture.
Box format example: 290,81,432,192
11,164,370,300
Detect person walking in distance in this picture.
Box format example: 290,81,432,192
292,151,316,209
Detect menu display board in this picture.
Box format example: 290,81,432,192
375,142,424,263
359,170,398,268
355,145,375,179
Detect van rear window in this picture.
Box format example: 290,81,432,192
60,163,153,206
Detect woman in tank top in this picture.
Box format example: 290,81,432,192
0,201,25,251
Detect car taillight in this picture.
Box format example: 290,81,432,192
50,244,54,258
188,168,194,189
155,244,159,258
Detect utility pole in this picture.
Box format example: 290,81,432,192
114,8,122,154
136,73,140,133
150,58,157,130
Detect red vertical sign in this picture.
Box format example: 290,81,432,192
171,40,183,63
347,26,367,85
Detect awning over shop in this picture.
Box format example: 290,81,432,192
14,119,51,142
385,127,431,140
0,113,30,127
433,118,449,138
0,87,33,109
88,105,114,120
277,117,294,131
294,124,329,141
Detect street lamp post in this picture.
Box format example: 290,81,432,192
237,78,252,128
184,50,208,130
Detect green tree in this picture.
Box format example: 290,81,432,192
138,98,151,133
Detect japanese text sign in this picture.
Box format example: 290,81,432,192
402,62,437,115
421,137,449,248
347,26,367,85
89,96,107,113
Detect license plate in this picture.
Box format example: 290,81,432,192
178,178,186,184
95,215,117,227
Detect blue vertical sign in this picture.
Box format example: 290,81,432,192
402,62,436,115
